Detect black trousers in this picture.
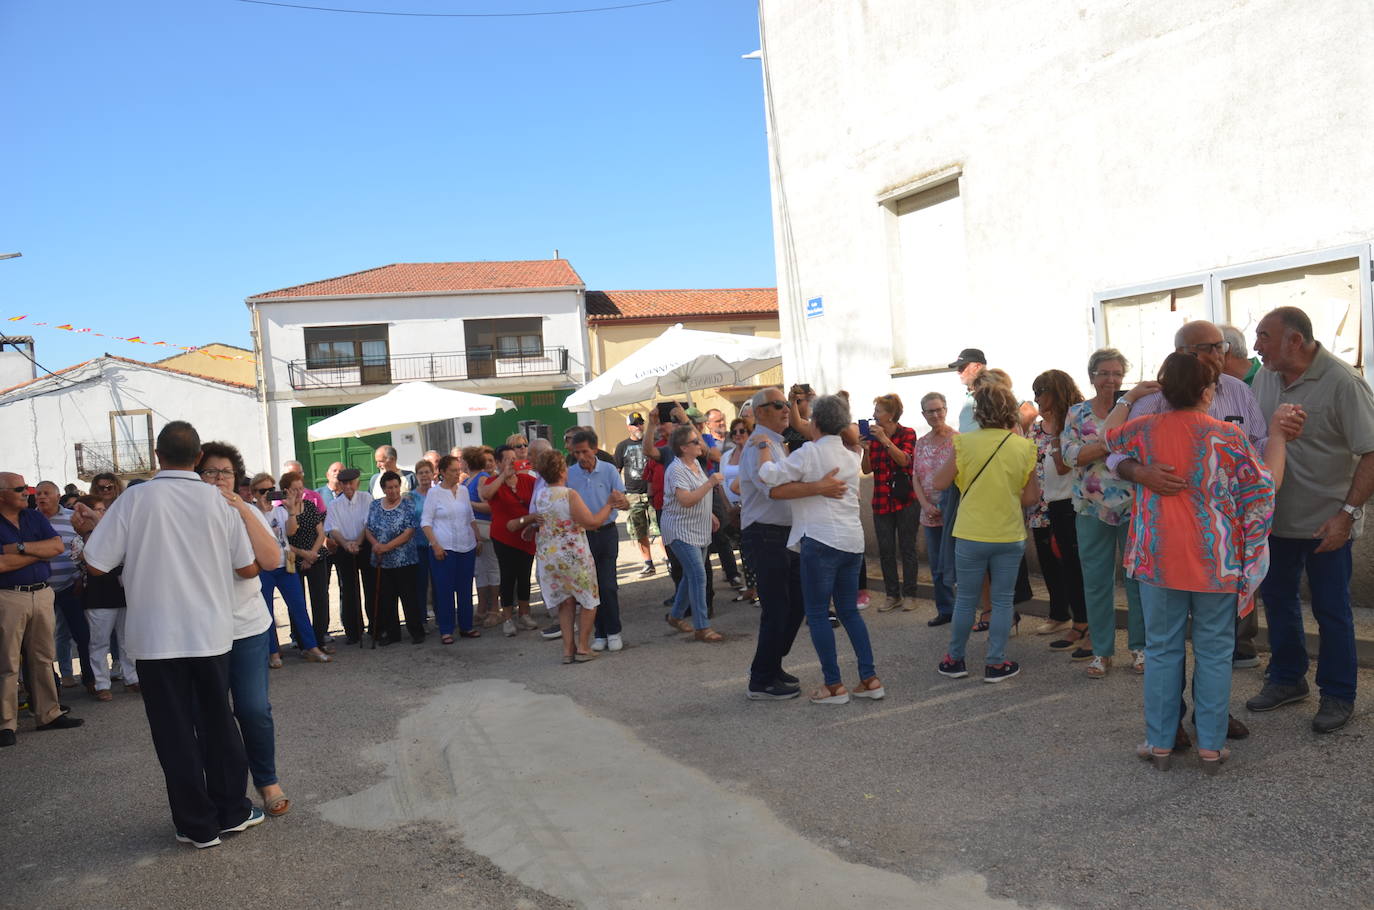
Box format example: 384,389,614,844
137,653,252,843
745,522,805,687
586,525,621,637
492,539,534,607
301,554,333,643
333,545,375,642
53,584,93,684
1032,499,1087,623
377,563,424,642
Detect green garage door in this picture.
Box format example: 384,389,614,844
291,405,390,489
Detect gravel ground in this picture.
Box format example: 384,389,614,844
4,540,1371,909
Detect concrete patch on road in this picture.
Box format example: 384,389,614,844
319,678,1032,910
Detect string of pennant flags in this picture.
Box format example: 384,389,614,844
4,314,254,362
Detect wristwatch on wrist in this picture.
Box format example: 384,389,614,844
1341,503,1363,520
16,541,26,555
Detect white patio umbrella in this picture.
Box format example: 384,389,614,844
563,323,782,412
306,381,516,441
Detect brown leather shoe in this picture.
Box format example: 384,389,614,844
1227,714,1250,740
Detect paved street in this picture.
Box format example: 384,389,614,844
5,538,1372,909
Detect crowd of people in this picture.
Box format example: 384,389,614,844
2,303,1369,845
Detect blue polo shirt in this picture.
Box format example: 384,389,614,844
566,458,624,527
0,508,59,586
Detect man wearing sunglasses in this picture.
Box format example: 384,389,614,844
1,472,84,747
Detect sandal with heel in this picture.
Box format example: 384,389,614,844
1135,742,1172,771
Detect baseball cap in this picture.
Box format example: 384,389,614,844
627,412,645,426
337,467,361,482
948,348,987,370
684,407,705,423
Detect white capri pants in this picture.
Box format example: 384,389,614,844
86,608,138,689
474,522,501,588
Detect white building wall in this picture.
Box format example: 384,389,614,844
761,0,1374,426
252,288,590,469
0,361,260,486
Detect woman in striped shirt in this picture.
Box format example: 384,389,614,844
661,425,726,643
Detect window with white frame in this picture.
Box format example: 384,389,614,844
1097,245,1371,381
883,172,967,371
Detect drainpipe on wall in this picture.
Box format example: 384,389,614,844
248,300,273,471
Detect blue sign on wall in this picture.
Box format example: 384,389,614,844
805,296,824,319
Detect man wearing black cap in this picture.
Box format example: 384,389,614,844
948,348,988,433
615,413,657,577
324,467,375,643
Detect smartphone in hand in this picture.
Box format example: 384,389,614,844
858,419,873,440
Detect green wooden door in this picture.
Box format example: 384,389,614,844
291,405,391,489
479,388,578,448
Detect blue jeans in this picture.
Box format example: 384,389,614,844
1138,583,1235,752
52,584,91,683
1075,513,1143,657
413,540,432,622
947,538,1023,665
1260,536,1357,703
260,566,316,652
668,538,709,631
924,525,955,615
430,548,476,636
227,629,276,789
799,537,875,685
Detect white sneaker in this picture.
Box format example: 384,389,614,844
503,619,517,637
592,637,607,652
607,634,624,652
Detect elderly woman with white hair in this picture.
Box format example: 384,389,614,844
758,394,883,704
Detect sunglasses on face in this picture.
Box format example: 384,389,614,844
758,401,788,411
94,484,115,492
513,444,528,449
8,485,26,493
254,488,273,496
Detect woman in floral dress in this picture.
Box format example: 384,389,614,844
512,449,624,663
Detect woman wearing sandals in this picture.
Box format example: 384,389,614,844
661,425,728,643
480,444,543,636
1101,353,1287,773
367,471,427,645
933,374,1040,683
518,448,625,663
1061,349,1145,678
249,472,332,666
758,394,883,704
196,442,296,818
421,456,480,645
1027,371,1089,648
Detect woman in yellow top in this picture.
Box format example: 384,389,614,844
933,374,1039,682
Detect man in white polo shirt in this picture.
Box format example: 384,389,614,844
84,421,262,849
324,467,374,644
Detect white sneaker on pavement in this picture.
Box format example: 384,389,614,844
592,637,607,652
607,634,624,652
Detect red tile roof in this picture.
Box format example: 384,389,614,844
585,288,778,323
248,260,584,300
0,354,254,397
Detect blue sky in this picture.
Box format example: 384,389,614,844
1,0,773,370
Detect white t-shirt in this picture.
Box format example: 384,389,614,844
420,485,477,553
83,470,254,660
231,508,275,640
758,434,865,554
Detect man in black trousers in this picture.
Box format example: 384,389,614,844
84,421,263,848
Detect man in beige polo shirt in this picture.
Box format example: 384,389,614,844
1246,306,1374,734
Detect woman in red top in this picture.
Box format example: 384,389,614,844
479,444,541,636
863,393,919,612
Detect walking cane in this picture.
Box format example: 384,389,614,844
365,551,381,650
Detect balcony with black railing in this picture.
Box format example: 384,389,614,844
75,440,156,480
287,346,571,391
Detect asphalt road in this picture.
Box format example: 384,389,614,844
4,540,1371,909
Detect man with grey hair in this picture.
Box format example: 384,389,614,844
1220,324,1261,385
369,445,414,498
740,386,846,700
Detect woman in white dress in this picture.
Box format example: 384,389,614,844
509,448,623,663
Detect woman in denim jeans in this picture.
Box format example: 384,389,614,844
759,394,883,704
661,425,726,643
932,375,1039,683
